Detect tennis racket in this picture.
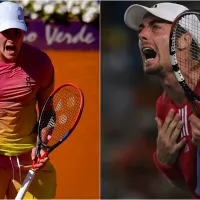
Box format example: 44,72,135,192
169,9,200,196
15,83,84,200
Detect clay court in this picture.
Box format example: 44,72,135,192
44,50,100,199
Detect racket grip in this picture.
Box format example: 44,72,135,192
15,169,35,200
196,148,200,196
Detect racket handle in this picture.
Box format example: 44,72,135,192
15,169,35,200
196,148,200,196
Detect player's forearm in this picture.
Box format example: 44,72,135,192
169,178,191,193
153,152,183,179
153,152,192,195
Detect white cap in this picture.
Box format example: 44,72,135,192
0,1,27,32
124,2,188,30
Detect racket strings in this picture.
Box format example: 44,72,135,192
176,13,200,91
39,86,82,147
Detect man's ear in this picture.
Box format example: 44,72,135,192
176,32,193,50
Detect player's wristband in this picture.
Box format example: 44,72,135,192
153,152,182,180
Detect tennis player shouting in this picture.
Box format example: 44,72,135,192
0,1,56,199
124,2,200,198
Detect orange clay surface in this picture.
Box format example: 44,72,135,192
44,50,100,199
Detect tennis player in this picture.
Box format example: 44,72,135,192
124,2,200,198
0,1,56,199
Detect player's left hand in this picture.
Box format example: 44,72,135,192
31,147,49,171
189,114,200,146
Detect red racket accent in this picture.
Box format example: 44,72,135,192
15,83,84,200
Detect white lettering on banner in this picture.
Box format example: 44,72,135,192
23,32,38,43
45,24,95,46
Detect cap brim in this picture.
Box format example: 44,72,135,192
124,4,152,31
0,21,27,32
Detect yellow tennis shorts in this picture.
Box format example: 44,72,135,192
0,150,57,199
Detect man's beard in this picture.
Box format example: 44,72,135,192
143,63,163,75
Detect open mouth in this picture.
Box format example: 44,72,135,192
142,47,157,62
5,45,16,52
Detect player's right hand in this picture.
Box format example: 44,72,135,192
31,147,49,171
155,109,186,166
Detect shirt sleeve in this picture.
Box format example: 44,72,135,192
153,152,183,180
37,54,55,113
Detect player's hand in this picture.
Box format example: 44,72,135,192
41,126,54,144
155,109,186,166
189,114,200,147
31,146,49,171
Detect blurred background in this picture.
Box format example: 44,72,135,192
101,1,200,199
7,0,100,198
